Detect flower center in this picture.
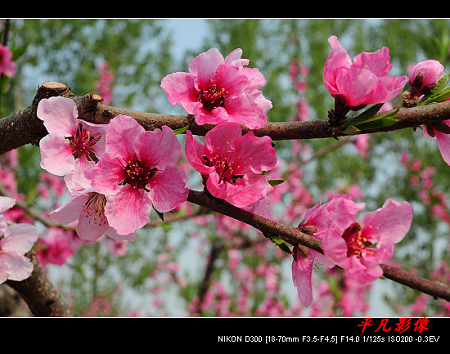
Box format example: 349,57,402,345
66,123,101,161
197,80,226,112
82,192,107,226
203,142,245,185
341,222,373,258
119,155,161,191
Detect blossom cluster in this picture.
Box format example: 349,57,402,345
4,33,449,312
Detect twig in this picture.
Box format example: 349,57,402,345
6,247,74,316
3,81,450,156
186,189,450,302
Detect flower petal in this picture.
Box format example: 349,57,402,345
37,96,78,136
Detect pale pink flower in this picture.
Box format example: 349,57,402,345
292,195,361,307
408,59,444,98
324,36,408,114
0,196,39,284
86,115,188,235
321,198,413,285
185,122,277,208
50,188,135,243
161,48,272,129
0,44,16,77
37,96,107,191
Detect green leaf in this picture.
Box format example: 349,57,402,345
271,235,293,255
340,125,361,135
341,103,384,130
268,179,284,186
153,206,164,222
417,73,450,106
172,125,190,135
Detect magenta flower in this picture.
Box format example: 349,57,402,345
161,48,272,129
0,196,39,284
185,122,277,208
321,198,413,286
37,96,107,191
0,44,16,77
409,59,445,98
324,36,408,116
86,115,188,235
292,195,363,307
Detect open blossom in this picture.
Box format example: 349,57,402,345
0,196,39,284
0,44,16,77
161,48,272,129
292,195,362,307
324,35,408,114
86,115,188,235
50,188,135,243
321,198,413,285
37,96,107,191
185,122,277,208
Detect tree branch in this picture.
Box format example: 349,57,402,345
187,189,450,302
3,81,450,156
6,247,74,316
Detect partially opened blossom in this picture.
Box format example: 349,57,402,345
86,115,188,235
321,198,413,285
37,96,107,191
161,48,272,129
408,59,444,98
292,195,363,307
185,122,277,208
0,44,16,77
324,36,408,116
0,196,39,284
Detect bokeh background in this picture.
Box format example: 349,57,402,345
1,19,450,316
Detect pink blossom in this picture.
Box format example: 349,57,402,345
37,96,108,191
321,198,413,285
50,188,135,243
292,195,361,307
185,122,277,208
86,115,188,235
353,134,370,158
161,48,272,129
0,44,16,77
324,36,408,114
408,59,444,98
36,228,75,267
0,196,39,284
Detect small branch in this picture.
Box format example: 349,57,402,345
6,247,74,316
186,189,450,302
3,81,450,156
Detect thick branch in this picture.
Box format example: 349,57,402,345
3,81,450,156
187,189,450,302
6,247,74,316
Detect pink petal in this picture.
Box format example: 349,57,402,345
160,71,198,113
360,199,413,243
2,224,39,254
292,249,315,307
105,186,153,235
321,226,350,269
185,131,215,175
188,48,224,82
435,131,450,166
134,125,181,168
148,164,188,213
0,196,15,214
39,134,75,176
87,153,125,196
0,257,12,284
37,96,78,136
2,252,34,281
352,47,393,77
335,67,378,107
104,115,145,158
225,173,272,208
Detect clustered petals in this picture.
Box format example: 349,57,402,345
161,48,272,129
